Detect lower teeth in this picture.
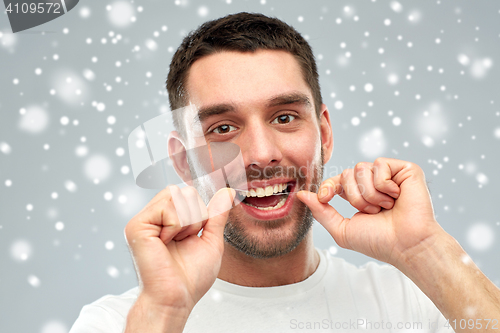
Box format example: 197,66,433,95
245,195,287,211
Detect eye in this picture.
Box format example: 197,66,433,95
212,124,237,134
272,114,296,124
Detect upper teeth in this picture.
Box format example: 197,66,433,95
244,183,288,197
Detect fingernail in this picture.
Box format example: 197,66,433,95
365,205,380,214
319,187,328,199
380,201,393,209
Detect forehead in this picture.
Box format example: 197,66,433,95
185,50,313,109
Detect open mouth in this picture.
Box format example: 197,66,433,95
234,181,296,220
238,182,292,210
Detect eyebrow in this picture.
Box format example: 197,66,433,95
194,91,312,124
195,103,236,124
266,92,312,109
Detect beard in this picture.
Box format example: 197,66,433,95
223,146,325,259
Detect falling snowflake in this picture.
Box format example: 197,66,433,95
467,223,494,251
107,266,120,278
359,128,387,158
107,1,136,28
18,106,49,134
10,239,33,262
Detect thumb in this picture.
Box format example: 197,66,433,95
201,188,236,242
297,190,348,246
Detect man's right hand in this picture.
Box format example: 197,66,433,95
124,186,235,332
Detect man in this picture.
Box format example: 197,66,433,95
70,12,500,332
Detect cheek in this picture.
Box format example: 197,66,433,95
282,131,322,169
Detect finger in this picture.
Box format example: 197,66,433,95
124,194,183,249
169,185,192,227
201,188,236,248
197,193,209,227
140,185,174,212
172,222,204,240
296,190,350,249
181,186,208,225
354,162,395,210
339,169,381,214
157,198,184,245
124,197,182,278
173,187,208,241
172,224,202,241
317,175,342,203
127,188,166,224
373,158,402,198
372,158,434,218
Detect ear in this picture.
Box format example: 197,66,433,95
167,131,194,185
319,104,334,165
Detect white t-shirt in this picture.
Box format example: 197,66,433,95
70,248,455,332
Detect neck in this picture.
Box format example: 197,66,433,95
217,231,320,287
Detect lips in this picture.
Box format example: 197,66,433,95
237,181,296,220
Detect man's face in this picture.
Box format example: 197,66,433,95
183,50,332,258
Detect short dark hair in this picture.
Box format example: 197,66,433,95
166,12,322,136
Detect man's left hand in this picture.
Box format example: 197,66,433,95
297,157,446,268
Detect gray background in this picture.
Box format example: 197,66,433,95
1,0,499,332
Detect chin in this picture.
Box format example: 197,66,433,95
223,198,314,259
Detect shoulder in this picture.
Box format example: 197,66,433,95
69,287,139,333
89,286,140,311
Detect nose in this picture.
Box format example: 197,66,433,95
239,122,283,169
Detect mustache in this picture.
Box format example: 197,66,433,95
246,165,308,181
